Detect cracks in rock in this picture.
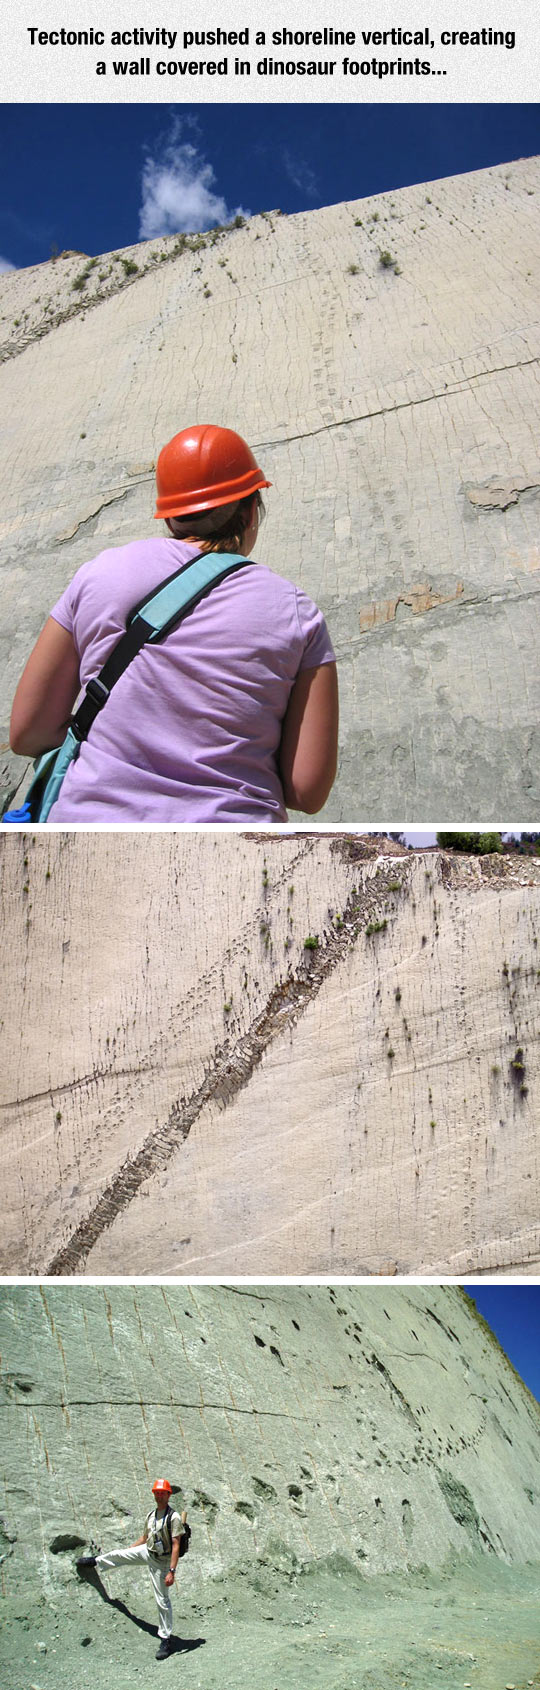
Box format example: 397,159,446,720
45,859,410,1275
255,353,540,453
465,479,540,512
55,485,147,547
358,581,464,635
0,221,266,366
2,1064,155,1117
5,841,318,1118
340,580,540,656
0,253,169,366
1,1397,300,1419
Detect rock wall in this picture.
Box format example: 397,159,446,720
2,836,539,1276
1,1284,539,1601
1,157,539,818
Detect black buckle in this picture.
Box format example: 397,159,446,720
86,677,110,708
71,675,111,742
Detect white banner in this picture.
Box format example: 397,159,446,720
2,0,537,102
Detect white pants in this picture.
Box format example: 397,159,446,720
95,1544,173,1639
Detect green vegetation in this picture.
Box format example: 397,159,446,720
303,935,319,951
366,918,387,937
504,831,540,856
436,831,503,854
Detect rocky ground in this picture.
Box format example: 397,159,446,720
3,1554,539,1690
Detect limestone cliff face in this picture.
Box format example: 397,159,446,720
1,1285,539,1599
2,837,539,1276
1,158,539,818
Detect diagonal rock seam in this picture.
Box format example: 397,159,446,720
255,353,540,449
46,859,410,1275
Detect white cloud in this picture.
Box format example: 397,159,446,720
0,256,16,273
281,148,317,198
139,122,249,239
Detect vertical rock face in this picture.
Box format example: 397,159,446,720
2,836,539,1276
1,158,539,817
1,1285,539,1596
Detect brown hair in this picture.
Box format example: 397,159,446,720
167,492,264,555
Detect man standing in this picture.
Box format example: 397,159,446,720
77,1478,189,1660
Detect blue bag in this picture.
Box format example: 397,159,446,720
3,551,248,823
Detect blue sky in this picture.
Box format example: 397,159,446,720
0,103,539,270
463,1286,540,1403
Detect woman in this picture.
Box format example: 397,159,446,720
10,424,338,822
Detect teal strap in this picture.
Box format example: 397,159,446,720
138,552,245,639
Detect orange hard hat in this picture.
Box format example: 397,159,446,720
154,424,271,520
152,1478,172,1495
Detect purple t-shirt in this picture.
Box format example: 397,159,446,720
49,537,335,822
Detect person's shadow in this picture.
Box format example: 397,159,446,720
78,1567,205,1655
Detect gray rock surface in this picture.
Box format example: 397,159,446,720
1,158,539,819
1,1283,539,1589
2,836,539,1276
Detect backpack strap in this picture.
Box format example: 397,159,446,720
70,551,248,745
146,1504,172,1554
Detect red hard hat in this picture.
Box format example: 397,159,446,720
152,1479,172,1495
154,424,271,520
